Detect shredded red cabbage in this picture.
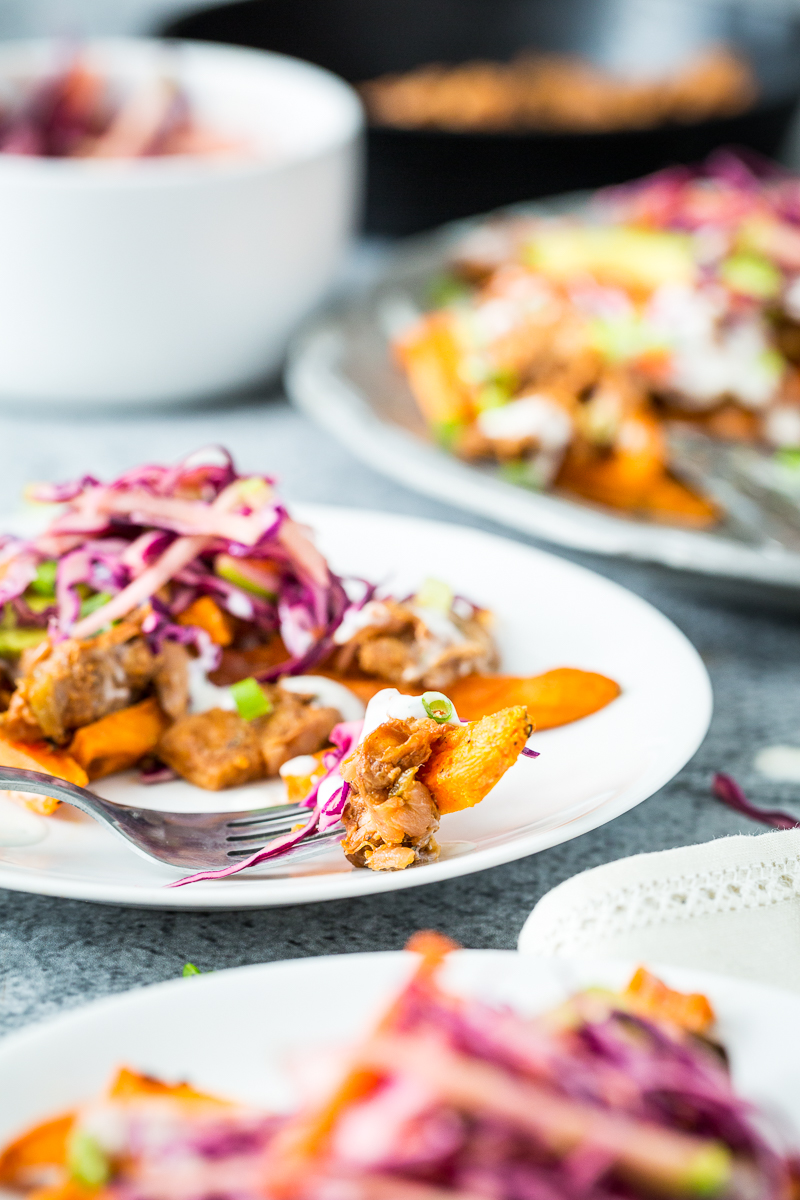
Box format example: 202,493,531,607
2,448,350,676
712,772,800,830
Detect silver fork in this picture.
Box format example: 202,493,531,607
0,766,343,870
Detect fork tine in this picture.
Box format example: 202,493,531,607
224,827,342,858
225,818,311,844
225,803,307,828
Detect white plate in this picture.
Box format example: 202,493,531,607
2,950,799,1150
0,504,711,909
287,206,800,595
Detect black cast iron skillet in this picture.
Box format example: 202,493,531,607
163,0,800,234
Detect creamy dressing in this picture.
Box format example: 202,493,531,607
477,394,572,448
279,754,319,779
754,745,800,783
333,599,393,646
359,688,460,744
280,675,365,722
187,657,237,715
0,792,47,847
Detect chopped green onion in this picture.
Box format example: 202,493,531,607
0,628,47,656
68,1131,110,1189
415,578,454,614
230,677,272,720
721,252,781,300
79,591,112,619
427,273,470,307
215,555,277,601
475,381,511,412
422,691,455,724
183,962,202,977
432,418,465,449
29,559,57,597
776,447,800,470
499,460,545,491
25,593,54,614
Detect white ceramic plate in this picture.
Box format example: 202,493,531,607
0,504,711,909
2,950,799,1152
287,204,800,595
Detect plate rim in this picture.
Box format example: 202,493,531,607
0,502,712,910
3,949,799,1125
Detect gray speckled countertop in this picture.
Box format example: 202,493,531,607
1,392,798,1037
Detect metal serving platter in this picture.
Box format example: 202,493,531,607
287,198,800,601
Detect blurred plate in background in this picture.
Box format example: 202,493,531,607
165,0,800,233
287,199,800,603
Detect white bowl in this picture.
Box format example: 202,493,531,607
0,38,363,405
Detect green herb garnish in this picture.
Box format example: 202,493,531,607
0,627,48,656
414,578,454,614
427,273,471,307
29,559,57,597
67,1131,110,1189
421,691,455,724
79,591,112,619
230,677,272,721
183,962,202,977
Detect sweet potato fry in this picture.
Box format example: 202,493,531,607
624,967,715,1035
0,733,88,814
419,705,531,814
640,474,719,527
108,1066,228,1106
68,696,170,781
27,1182,97,1200
0,1114,74,1187
395,313,473,438
177,595,234,646
448,668,620,729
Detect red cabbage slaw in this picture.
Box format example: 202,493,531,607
171,713,540,887
0,447,350,681
268,940,798,1199
0,53,236,160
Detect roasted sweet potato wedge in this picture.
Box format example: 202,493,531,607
419,705,531,814
0,1114,75,1188
0,733,88,814
624,967,715,1035
69,696,170,781
107,1066,228,1106
448,668,620,729
177,595,234,647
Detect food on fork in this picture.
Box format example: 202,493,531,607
2,936,797,1199
338,689,531,871
396,151,800,526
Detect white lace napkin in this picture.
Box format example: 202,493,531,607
518,831,800,992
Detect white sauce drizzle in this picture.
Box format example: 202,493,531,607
279,754,319,779
477,394,572,448
358,688,460,745
0,792,47,847
187,657,236,714
280,675,365,722
754,745,800,783
332,600,392,646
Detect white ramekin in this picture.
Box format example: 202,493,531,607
0,38,363,404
